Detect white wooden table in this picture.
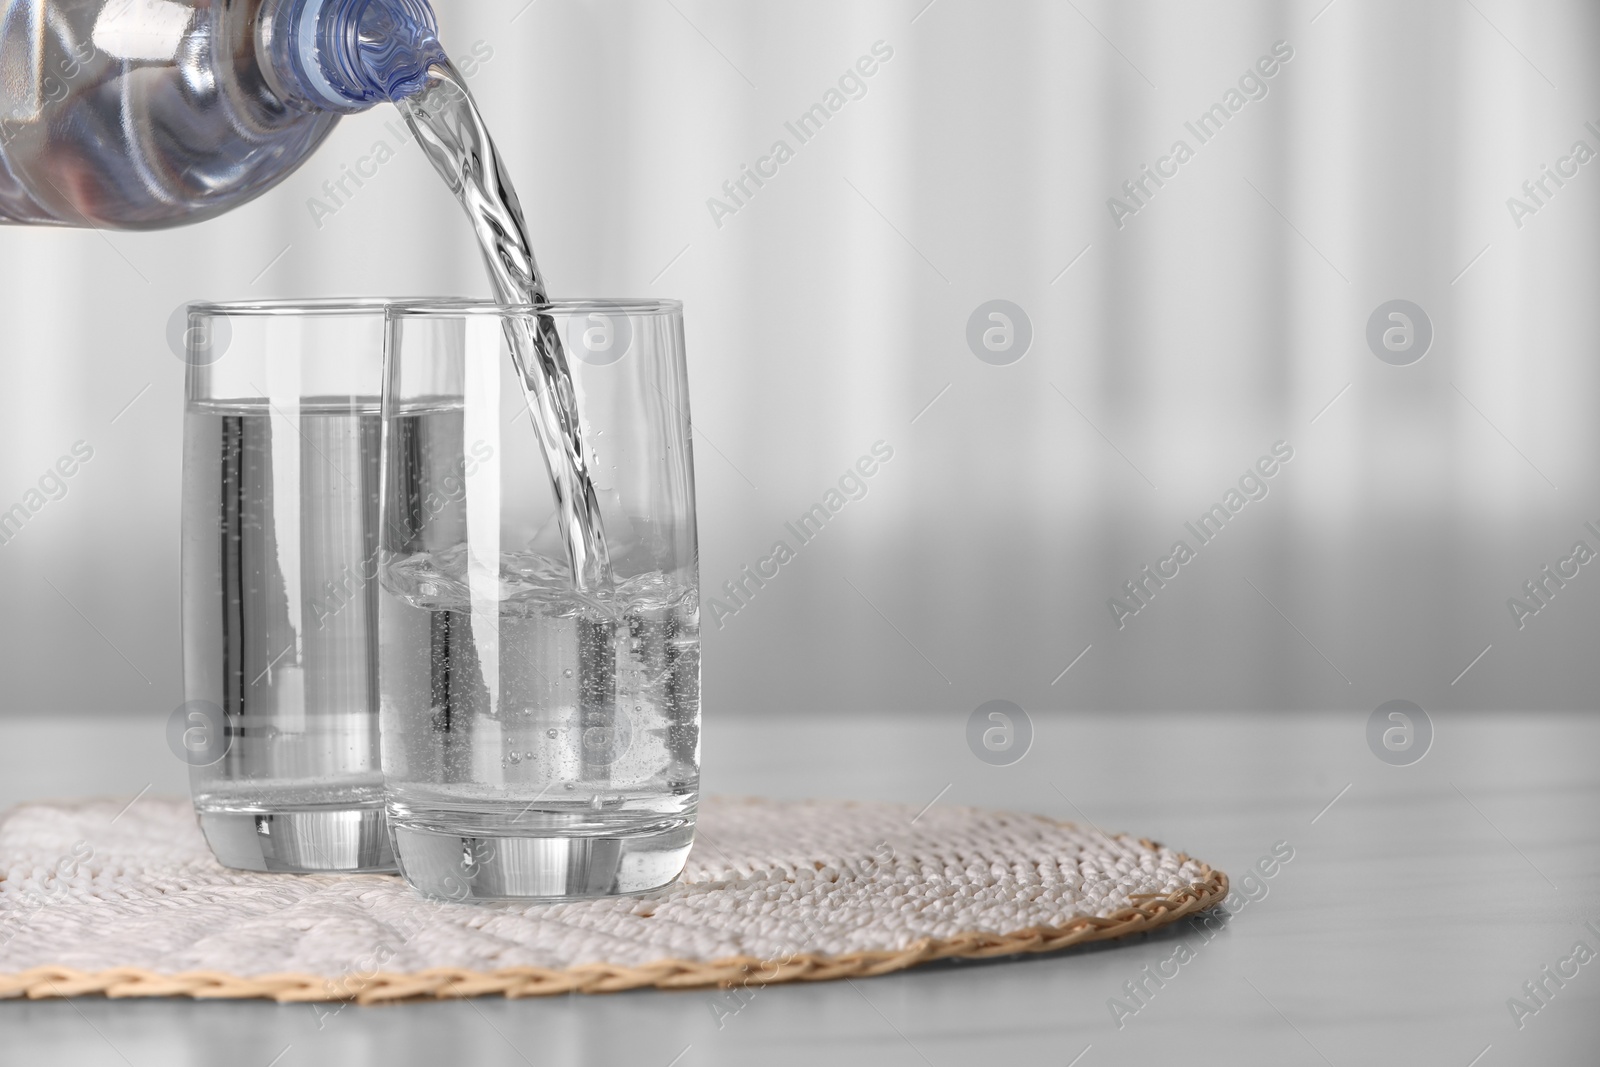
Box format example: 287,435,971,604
1,710,1595,1066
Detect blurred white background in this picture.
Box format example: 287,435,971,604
1,0,1597,718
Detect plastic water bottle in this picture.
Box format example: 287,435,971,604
0,0,444,229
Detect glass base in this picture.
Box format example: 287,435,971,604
197,806,397,874
389,818,695,901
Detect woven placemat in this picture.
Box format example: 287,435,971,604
0,795,1225,1002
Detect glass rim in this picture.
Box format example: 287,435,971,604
388,298,683,318
187,297,402,318
188,298,684,319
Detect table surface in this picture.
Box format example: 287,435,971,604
1,710,1596,1067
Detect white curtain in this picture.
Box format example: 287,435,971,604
0,0,1593,715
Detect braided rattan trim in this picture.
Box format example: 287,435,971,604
0,859,1226,1003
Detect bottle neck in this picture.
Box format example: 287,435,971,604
260,0,447,114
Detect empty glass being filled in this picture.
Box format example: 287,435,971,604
379,300,700,900
181,300,394,873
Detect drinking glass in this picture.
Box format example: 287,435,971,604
182,299,395,873
379,300,700,900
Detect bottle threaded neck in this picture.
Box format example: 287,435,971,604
264,0,447,112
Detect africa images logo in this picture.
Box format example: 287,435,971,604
1106,40,1295,229
1107,442,1294,629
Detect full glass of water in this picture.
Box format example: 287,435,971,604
182,300,395,873
379,300,700,900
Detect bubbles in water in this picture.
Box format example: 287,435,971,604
562,668,573,678
546,728,558,739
